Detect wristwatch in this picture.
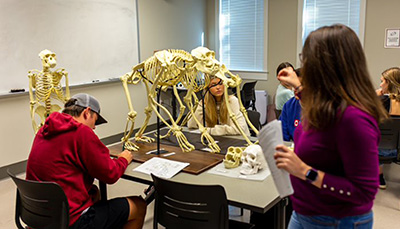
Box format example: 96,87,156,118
305,168,318,183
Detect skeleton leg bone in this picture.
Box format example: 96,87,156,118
159,85,187,140
147,79,195,152
131,81,155,143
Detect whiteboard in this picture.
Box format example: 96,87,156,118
0,0,139,94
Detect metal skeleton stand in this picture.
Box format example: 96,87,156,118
154,87,168,155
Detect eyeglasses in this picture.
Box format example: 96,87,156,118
209,79,223,88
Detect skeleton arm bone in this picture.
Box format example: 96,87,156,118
185,89,220,153
171,85,187,124
120,71,141,150
28,70,39,133
28,70,39,105
222,85,253,145
56,68,70,100
234,84,259,136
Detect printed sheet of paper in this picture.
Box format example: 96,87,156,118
258,120,294,198
133,157,189,179
207,162,270,181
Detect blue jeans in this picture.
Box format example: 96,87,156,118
378,148,397,165
288,211,373,229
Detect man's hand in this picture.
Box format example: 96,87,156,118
118,150,133,164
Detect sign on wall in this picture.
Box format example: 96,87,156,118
385,28,400,48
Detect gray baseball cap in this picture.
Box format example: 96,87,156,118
71,93,107,125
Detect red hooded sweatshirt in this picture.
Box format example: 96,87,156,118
26,112,128,226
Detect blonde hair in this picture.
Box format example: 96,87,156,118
204,77,228,127
382,67,400,102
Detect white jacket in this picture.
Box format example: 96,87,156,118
188,95,251,136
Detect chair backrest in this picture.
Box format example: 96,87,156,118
7,170,69,229
379,116,400,162
247,110,261,137
241,81,257,111
151,174,229,229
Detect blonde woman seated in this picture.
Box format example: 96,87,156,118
188,77,250,136
376,67,400,189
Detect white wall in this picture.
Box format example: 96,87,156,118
0,0,206,168
364,0,400,86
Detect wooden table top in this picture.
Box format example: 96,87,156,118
108,141,225,175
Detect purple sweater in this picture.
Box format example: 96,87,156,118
291,106,380,217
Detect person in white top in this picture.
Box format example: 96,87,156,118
188,77,250,136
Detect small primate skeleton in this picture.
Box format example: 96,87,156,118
121,47,259,153
28,50,70,133
121,49,196,152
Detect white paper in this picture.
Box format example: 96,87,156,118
207,162,270,181
133,157,189,179
258,120,294,198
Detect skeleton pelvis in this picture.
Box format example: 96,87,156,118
35,104,61,121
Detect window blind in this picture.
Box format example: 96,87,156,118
303,0,361,43
219,0,264,71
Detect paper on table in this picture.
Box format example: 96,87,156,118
133,157,189,179
207,162,270,181
258,120,294,198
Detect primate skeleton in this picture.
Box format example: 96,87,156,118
121,47,259,153
28,50,70,133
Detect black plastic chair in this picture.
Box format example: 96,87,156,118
240,81,257,111
7,169,69,229
378,116,400,164
247,110,261,137
151,174,254,229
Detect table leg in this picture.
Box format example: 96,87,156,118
276,197,288,229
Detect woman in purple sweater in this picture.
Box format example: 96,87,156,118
275,24,388,228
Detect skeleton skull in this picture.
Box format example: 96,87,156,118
191,47,220,75
39,49,57,69
240,144,266,175
223,146,245,169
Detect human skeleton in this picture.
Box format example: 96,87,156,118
121,47,259,153
28,49,70,133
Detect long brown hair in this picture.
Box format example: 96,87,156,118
204,77,228,127
300,24,388,130
382,67,400,102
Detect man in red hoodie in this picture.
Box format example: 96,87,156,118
26,93,146,228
